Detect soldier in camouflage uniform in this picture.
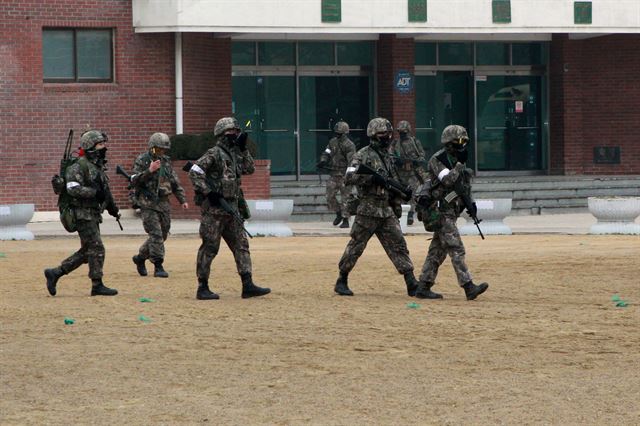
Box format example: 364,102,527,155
392,121,426,226
131,133,188,278
189,117,271,300
414,125,489,300
317,121,356,228
44,130,120,296
334,118,419,297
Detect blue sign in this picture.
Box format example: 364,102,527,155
395,71,413,94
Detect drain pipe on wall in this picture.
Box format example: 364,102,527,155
175,32,184,135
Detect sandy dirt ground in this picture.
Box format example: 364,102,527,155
0,234,638,425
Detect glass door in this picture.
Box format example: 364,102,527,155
475,75,543,171
415,72,473,160
232,75,296,175
299,75,370,175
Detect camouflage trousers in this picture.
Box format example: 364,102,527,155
60,219,105,280
338,215,414,275
138,208,171,263
398,171,420,214
326,174,351,218
419,214,472,286
196,210,252,281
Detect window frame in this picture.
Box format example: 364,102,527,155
42,27,114,83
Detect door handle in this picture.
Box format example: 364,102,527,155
515,127,538,130
262,129,289,133
484,126,507,130
307,129,332,132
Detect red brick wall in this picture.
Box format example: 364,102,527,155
376,35,416,131
182,34,232,133
170,159,271,219
0,0,175,211
550,34,640,174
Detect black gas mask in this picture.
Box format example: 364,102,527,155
375,133,392,149
86,146,108,164
224,133,238,144
447,137,469,163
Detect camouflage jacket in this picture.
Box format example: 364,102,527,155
65,156,117,222
189,139,255,212
131,152,186,211
345,144,402,218
426,148,472,217
392,135,428,184
320,135,356,176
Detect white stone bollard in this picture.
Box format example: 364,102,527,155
460,198,512,236
0,204,35,240
399,204,411,233
588,196,640,235
245,199,294,237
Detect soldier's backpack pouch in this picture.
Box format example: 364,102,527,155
346,194,360,216
421,205,441,232
51,175,65,195
59,206,77,233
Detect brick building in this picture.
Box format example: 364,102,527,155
1,0,639,214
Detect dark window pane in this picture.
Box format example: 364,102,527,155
232,42,256,65
415,42,436,65
299,42,334,65
77,30,111,80
438,42,472,65
258,42,295,65
43,30,74,79
476,42,509,65
512,43,547,65
337,42,372,65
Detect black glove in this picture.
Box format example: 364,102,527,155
371,173,387,188
467,201,478,217
316,160,328,170
108,205,120,218
237,132,248,151
95,188,106,204
455,149,468,164
416,195,432,209
207,192,223,205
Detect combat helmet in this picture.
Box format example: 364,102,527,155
80,130,108,150
333,121,349,135
397,120,412,133
366,117,393,137
441,125,469,146
148,132,171,150
214,117,240,137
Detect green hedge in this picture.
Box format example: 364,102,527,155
169,132,258,160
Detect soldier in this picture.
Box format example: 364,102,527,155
414,125,489,301
131,133,188,278
44,130,120,296
189,117,271,300
333,118,419,297
392,121,426,226
317,121,356,228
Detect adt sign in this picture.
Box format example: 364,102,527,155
395,71,413,94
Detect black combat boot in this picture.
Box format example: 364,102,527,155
332,211,343,226
339,217,350,229
240,273,271,299
91,279,118,296
132,255,148,276
403,272,419,297
196,280,219,300
415,281,443,299
407,211,414,226
463,281,489,300
153,261,169,278
334,272,353,296
44,267,65,296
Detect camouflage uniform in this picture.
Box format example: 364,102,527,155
415,125,488,300
335,118,418,296
319,122,356,222
189,117,270,300
392,121,426,216
44,130,119,296
131,133,186,271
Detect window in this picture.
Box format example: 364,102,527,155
43,28,113,82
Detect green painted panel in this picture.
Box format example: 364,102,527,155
574,1,592,24
492,0,511,24
408,0,427,22
415,42,436,65
322,0,341,23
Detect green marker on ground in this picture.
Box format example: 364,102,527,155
138,315,152,323
406,302,421,309
64,317,75,325
139,297,154,303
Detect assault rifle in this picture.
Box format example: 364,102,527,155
354,163,412,202
182,161,253,239
444,175,484,240
115,164,158,203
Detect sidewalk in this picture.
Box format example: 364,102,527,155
25,212,631,238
